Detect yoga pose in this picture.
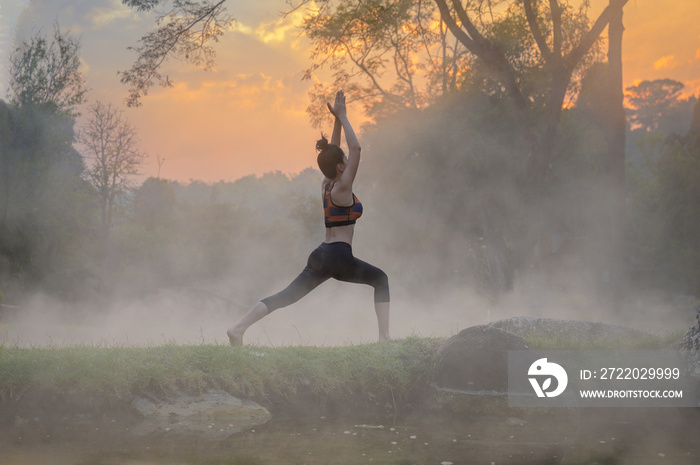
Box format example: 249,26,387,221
227,90,390,345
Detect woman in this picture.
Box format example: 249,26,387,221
227,90,390,345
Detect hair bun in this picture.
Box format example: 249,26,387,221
316,134,329,152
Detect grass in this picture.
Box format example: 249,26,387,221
0,337,441,410
0,329,685,411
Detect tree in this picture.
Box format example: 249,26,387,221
628,102,700,294
0,101,95,301
119,0,469,115
433,0,626,185
606,0,625,184
292,0,622,183
132,177,177,231
79,101,145,243
625,79,685,132
8,24,88,116
296,0,469,125
1,25,97,303
119,0,234,107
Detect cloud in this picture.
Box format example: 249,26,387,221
229,20,254,36
228,7,308,49
78,56,90,75
255,12,303,46
148,71,308,117
15,0,131,37
695,48,700,61
84,0,140,29
653,55,677,70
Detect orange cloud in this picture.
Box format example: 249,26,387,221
653,55,677,70
219,74,306,115
228,8,310,49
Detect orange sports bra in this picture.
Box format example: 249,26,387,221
323,182,363,228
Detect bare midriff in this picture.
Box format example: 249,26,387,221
324,224,354,245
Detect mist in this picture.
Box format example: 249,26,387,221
2,93,697,348
2,0,698,350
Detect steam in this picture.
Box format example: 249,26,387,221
1,267,691,348
1,106,695,348
2,12,695,350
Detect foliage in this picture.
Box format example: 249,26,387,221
1,27,97,303
654,140,700,294
0,101,96,302
297,0,466,127
627,101,700,295
358,92,528,296
7,24,88,116
625,79,686,132
296,0,617,203
462,0,604,108
132,177,178,231
98,170,320,301
119,0,234,107
436,0,618,187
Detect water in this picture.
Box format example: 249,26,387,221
2,408,699,464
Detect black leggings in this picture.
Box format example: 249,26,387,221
261,242,390,312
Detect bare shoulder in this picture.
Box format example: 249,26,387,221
330,177,354,205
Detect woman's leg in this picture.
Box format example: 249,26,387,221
329,245,391,341
228,250,329,345
375,301,391,342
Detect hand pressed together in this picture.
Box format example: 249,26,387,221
327,90,347,119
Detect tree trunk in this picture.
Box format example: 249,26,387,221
604,0,627,300
529,67,572,189
607,2,626,185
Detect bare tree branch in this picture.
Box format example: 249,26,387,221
119,0,233,107
434,0,529,115
566,0,627,70
549,0,563,57
522,0,552,64
79,101,146,239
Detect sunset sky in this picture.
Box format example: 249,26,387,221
1,0,699,183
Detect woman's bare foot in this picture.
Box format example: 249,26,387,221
227,327,244,346
226,302,269,346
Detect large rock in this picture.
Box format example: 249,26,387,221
426,325,535,415
432,324,530,392
679,307,700,351
130,390,271,437
679,307,700,402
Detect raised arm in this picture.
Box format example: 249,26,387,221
327,90,361,190
330,109,342,146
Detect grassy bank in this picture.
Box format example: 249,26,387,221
0,331,683,417
0,337,441,413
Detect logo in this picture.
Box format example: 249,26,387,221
528,358,568,398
